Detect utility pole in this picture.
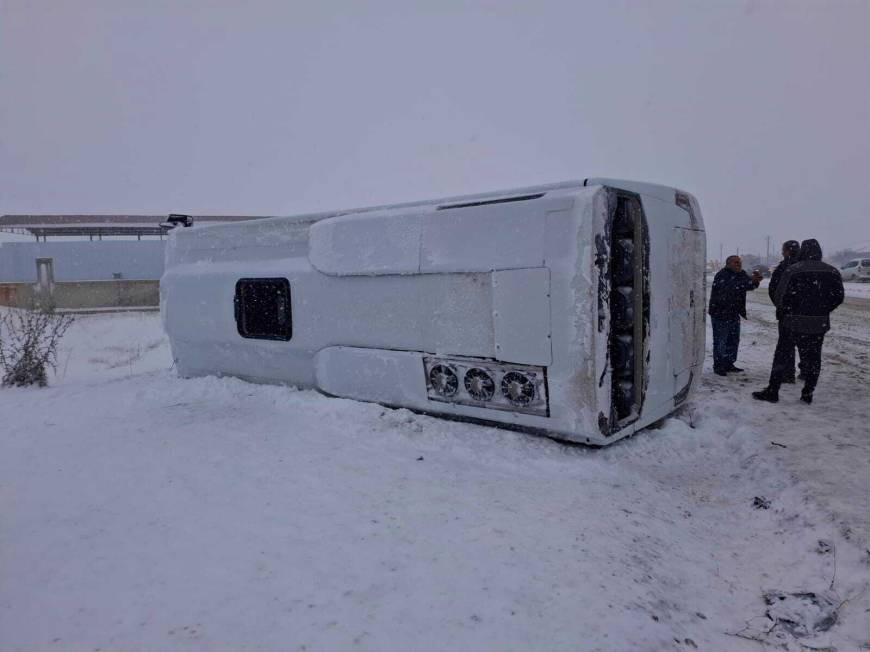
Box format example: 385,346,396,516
765,235,771,265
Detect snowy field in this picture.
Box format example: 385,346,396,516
842,281,870,299
846,282,870,299
2,297,869,651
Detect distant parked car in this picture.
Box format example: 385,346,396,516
752,264,771,278
840,258,870,282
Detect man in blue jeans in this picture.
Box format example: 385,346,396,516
708,255,762,376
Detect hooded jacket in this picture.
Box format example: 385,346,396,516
773,239,845,333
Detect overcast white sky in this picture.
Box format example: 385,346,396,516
1,0,868,256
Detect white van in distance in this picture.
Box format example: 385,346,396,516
161,178,706,445
839,258,870,282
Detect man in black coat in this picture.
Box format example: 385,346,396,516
768,240,802,382
753,239,844,404
709,255,762,376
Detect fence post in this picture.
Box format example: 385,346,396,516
35,257,55,308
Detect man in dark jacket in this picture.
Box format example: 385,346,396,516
768,240,802,382
753,239,844,404
709,255,762,376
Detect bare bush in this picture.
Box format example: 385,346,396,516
0,304,74,387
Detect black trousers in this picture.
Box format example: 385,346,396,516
771,321,800,380
769,328,825,393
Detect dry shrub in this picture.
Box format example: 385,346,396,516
0,303,74,387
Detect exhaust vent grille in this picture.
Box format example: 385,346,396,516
464,368,496,401
428,364,459,398
423,356,548,417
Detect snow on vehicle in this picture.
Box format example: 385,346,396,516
161,178,706,445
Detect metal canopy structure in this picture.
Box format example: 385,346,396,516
25,226,168,241
0,214,267,241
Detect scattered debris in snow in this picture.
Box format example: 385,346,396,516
817,540,834,555
753,496,772,510
763,590,839,638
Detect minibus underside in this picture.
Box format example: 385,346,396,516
599,189,649,437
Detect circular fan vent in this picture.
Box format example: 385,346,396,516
501,371,536,406
429,364,459,398
464,368,495,401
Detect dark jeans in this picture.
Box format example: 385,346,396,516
772,321,799,380
711,317,741,372
769,329,825,393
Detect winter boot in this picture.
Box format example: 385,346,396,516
800,390,813,404
752,387,779,403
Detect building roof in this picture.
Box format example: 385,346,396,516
0,214,268,240
0,214,264,228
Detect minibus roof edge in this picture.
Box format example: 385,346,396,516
174,178,683,236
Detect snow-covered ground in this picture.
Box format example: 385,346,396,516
842,281,870,300
1,301,869,651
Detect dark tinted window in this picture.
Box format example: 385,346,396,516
862,260,870,266
843,261,858,268
235,278,292,340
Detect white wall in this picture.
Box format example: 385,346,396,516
0,241,165,282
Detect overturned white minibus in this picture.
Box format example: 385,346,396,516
161,178,705,445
